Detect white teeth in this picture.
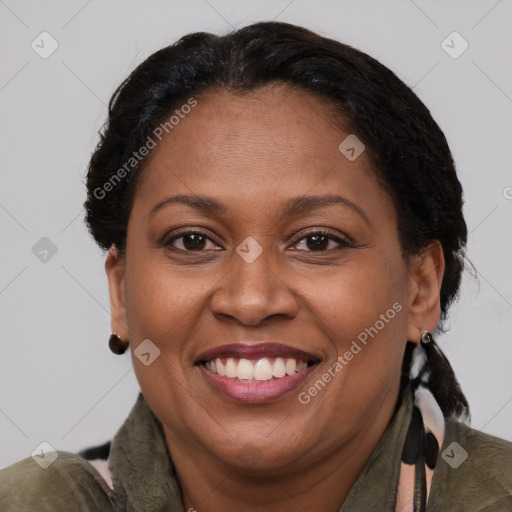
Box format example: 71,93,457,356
296,361,307,372
225,358,238,378
237,358,254,380
205,356,312,381
253,358,273,381
285,358,297,375
216,358,226,376
273,357,286,378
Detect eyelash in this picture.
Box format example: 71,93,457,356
162,229,352,253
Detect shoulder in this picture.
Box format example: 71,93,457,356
0,450,115,512
429,417,512,511
446,417,512,484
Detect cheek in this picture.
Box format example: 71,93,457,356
309,253,407,340
123,257,205,433
123,249,226,358
123,255,191,344
307,254,408,399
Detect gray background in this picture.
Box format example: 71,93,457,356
1,0,511,469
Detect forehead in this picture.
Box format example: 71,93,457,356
143,84,347,174
131,84,393,223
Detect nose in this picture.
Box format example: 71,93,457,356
210,242,298,327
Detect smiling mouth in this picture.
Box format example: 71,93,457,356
195,342,322,402
201,356,318,382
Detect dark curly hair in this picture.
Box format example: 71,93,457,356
84,21,471,420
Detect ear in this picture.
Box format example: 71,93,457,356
105,244,129,341
406,240,445,343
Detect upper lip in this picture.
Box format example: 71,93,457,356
196,343,321,363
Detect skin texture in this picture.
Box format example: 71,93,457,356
105,83,445,512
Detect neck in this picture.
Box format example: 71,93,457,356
164,389,400,512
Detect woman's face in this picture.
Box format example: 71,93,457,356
106,83,443,472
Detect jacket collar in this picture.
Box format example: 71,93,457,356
109,392,183,511
109,388,413,511
339,389,413,511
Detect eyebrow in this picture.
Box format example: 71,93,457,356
150,193,370,224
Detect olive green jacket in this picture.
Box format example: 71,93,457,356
1,389,511,511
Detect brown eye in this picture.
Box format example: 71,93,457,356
165,232,218,252
305,234,329,250
181,233,206,250
292,230,351,252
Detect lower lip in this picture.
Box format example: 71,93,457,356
198,363,318,403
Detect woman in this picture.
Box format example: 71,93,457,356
1,20,511,512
